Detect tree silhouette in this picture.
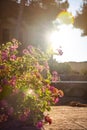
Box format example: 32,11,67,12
74,0,87,36
0,0,69,50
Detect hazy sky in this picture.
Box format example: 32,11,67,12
68,0,83,16
52,0,87,62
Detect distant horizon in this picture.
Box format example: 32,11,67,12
54,57,87,63
58,61,87,63
56,60,87,63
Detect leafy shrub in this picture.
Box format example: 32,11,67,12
0,39,63,129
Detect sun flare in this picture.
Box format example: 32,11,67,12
47,11,75,51
48,25,74,51
46,10,87,62
57,11,74,25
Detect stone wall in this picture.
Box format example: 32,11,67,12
60,74,87,81
52,83,87,105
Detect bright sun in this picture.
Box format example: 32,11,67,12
47,11,75,52
49,25,74,51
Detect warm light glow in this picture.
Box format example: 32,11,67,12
48,11,75,51
26,89,35,96
47,24,84,61
57,11,74,25
46,10,87,62
25,88,38,98
48,25,75,51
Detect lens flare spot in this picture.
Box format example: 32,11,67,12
57,11,74,25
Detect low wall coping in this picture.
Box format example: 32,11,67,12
52,81,87,84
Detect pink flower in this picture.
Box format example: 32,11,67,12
36,121,43,129
35,62,43,72
7,107,14,116
54,97,59,104
1,50,8,60
49,86,55,92
52,71,58,75
49,86,59,95
2,78,8,85
45,115,52,124
28,45,33,54
57,48,63,55
9,76,16,87
51,76,58,82
12,38,17,43
23,49,29,54
0,99,8,107
24,108,30,116
58,90,64,97
10,80,16,86
10,44,18,51
10,55,16,60
52,71,60,82
19,114,27,122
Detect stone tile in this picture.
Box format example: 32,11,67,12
44,106,87,130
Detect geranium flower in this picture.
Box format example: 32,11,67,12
1,50,8,60
35,62,43,72
28,45,33,54
36,121,43,129
23,108,30,117
49,86,59,95
10,55,16,60
0,99,8,107
23,49,29,54
58,90,64,97
57,48,63,55
7,107,14,116
19,114,27,122
53,97,59,104
10,44,18,51
9,76,16,87
0,39,64,128
2,78,8,85
52,71,58,75
12,38,17,43
51,76,58,82
52,71,60,82
19,109,30,122
49,86,55,92
45,115,52,124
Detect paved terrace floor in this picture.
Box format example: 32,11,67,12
44,106,87,130
0,106,87,130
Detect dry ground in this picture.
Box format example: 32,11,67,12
44,106,87,130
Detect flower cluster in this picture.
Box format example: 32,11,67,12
0,39,64,129
52,71,60,82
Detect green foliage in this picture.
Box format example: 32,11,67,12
0,39,63,128
49,59,72,74
74,1,87,36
